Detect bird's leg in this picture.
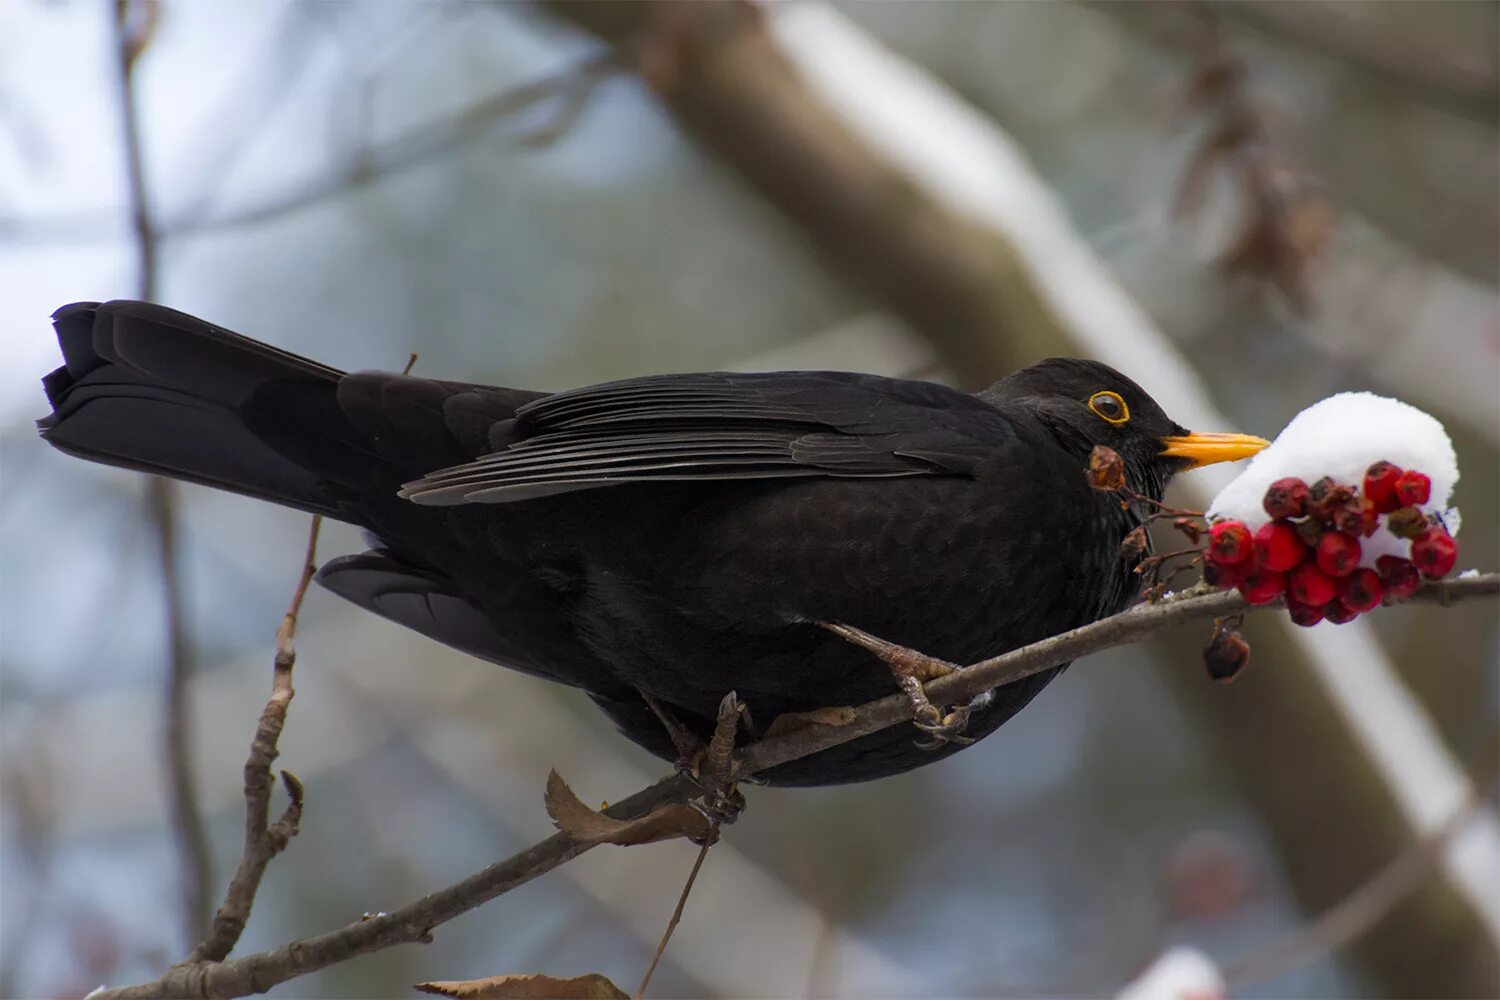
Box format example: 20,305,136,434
819,622,988,749
692,692,748,830
640,689,747,834
639,689,704,768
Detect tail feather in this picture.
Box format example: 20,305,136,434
39,300,363,519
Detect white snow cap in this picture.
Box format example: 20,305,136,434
1116,947,1225,1000
1209,392,1459,564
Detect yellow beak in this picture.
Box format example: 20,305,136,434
1159,431,1270,469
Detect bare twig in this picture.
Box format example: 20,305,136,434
4,50,623,246
186,516,321,964
1222,744,1500,988
634,841,711,1000
114,0,213,950
86,572,1498,999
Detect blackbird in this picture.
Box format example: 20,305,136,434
37,301,1266,786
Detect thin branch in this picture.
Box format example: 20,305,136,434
634,840,711,1000
185,516,321,964
85,572,1498,1000
3,50,623,246
1222,777,1493,989
114,0,213,950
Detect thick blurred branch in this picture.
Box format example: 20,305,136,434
113,0,213,950
85,574,1498,999
543,0,1069,389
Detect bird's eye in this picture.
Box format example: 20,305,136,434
1088,391,1130,425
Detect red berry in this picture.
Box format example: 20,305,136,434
1263,477,1309,519
1203,560,1245,589
1338,568,1384,613
1289,563,1337,607
1207,520,1253,565
1376,555,1421,600
1286,601,1325,628
1315,532,1361,577
1362,461,1403,514
1324,600,1360,625
1254,521,1307,572
1410,526,1457,579
1238,567,1287,605
1393,470,1431,508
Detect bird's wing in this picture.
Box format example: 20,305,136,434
399,371,1011,505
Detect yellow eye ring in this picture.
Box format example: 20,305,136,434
1088,391,1130,425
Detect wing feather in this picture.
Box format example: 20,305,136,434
401,371,1006,505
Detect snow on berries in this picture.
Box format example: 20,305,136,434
1201,392,1462,626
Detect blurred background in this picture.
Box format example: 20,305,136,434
1,1,1496,997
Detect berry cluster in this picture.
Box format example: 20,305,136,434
1204,461,1455,626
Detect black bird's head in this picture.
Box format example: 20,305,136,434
984,358,1268,499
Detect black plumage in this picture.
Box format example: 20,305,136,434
37,300,1264,785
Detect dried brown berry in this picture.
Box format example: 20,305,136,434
1203,626,1251,683
1332,497,1376,538
1120,525,1148,561
1306,477,1353,522
1087,446,1126,491
1294,517,1326,549
1385,505,1429,540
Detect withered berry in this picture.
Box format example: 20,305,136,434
1315,531,1361,577
1207,520,1254,565
1289,563,1337,607
1376,555,1421,600
1262,477,1309,519
1087,446,1126,492
1362,461,1403,514
1385,505,1428,540
1254,521,1307,572
1203,627,1251,683
1410,526,1457,578
1393,469,1431,508
1306,477,1353,522
1294,517,1325,549
1332,497,1376,538
1338,568,1384,613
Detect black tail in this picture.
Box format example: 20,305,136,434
39,300,377,519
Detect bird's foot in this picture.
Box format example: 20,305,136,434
911,689,994,750
685,692,748,837
821,621,985,750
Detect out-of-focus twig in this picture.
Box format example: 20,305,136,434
634,841,711,1000
113,0,214,950
1221,741,1500,989
1172,4,1332,313
3,50,623,245
185,516,320,964
84,573,1497,1000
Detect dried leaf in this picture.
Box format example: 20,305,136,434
764,705,858,739
545,771,711,846
416,973,628,999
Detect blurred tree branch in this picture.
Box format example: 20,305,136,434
113,0,213,950
84,573,1498,1000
